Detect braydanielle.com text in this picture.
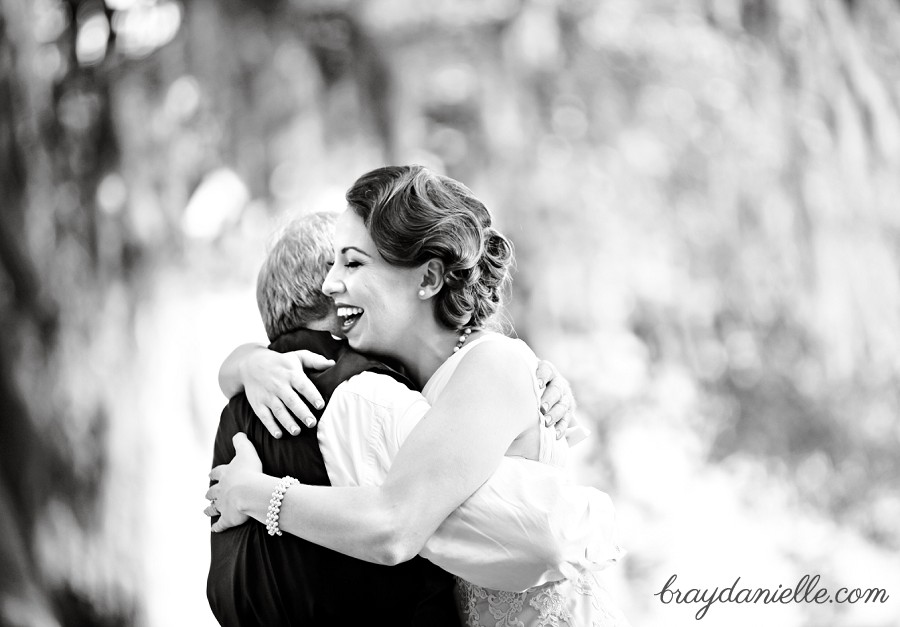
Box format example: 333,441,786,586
655,574,890,619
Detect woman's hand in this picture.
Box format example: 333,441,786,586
206,433,264,532
219,344,335,438
535,359,578,439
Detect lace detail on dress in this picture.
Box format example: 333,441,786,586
457,578,527,627
528,584,574,626
456,574,630,627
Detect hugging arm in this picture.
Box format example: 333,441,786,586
311,372,617,590
208,341,537,565
219,343,577,437
218,343,334,438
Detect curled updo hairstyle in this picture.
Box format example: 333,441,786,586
345,165,513,330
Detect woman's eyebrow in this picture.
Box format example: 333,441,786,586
340,246,372,257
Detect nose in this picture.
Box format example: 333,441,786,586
322,263,343,297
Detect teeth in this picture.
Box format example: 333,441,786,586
337,306,363,318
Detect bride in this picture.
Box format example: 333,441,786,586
207,165,630,626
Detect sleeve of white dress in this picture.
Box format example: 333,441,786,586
419,458,623,592
318,371,623,592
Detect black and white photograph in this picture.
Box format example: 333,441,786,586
1,1,898,626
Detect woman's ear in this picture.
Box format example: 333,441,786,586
418,259,445,298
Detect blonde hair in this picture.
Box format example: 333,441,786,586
256,212,337,341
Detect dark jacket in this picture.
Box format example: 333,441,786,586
206,329,458,627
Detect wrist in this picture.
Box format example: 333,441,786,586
239,473,279,522
265,476,300,536
228,343,265,392
242,344,272,384
236,348,255,389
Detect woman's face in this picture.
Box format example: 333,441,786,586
322,208,423,357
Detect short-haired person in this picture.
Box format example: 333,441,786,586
207,166,629,626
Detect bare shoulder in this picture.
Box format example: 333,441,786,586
460,334,537,370
453,334,539,396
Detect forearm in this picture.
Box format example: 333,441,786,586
237,473,419,565
219,341,537,566
218,343,266,398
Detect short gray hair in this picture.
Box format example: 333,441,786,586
256,212,337,341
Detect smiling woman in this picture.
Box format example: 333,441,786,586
207,165,629,626
347,166,513,328
323,208,443,374
322,166,514,386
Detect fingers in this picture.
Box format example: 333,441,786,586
295,350,336,372
270,398,302,435
539,369,578,438
288,370,325,415
280,385,316,430
211,521,225,533
233,432,263,468
233,432,255,454
204,504,219,518
558,385,577,436
544,397,568,427
555,414,570,439
209,465,223,482
252,403,283,439
288,372,321,428
205,485,219,501
535,359,556,389
561,387,576,413
539,381,562,420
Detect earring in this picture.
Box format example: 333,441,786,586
418,289,426,298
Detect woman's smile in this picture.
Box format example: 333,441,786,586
322,209,423,356
336,304,364,333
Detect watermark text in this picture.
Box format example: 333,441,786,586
654,574,890,619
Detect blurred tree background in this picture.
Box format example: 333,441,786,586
1,0,899,625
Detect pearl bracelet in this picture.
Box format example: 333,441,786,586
265,476,299,536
